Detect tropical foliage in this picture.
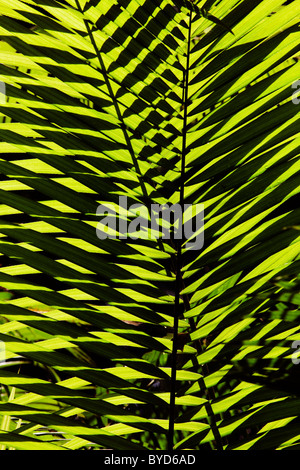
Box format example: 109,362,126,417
0,0,299,450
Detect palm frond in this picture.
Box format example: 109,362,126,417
0,0,299,450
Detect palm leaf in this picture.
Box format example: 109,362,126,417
0,0,299,450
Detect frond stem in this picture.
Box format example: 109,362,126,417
74,0,149,203
168,8,192,451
